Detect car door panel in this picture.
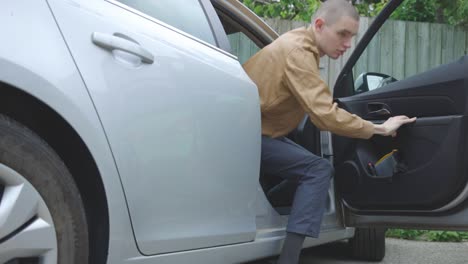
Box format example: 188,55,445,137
335,56,468,212
339,57,467,118
327,0,468,230
48,0,260,255
334,56,468,214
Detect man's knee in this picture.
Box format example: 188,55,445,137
305,157,334,180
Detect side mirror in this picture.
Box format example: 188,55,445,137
354,72,397,94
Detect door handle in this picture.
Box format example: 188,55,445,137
367,108,391,118
91,32,154,64
366,102,391,119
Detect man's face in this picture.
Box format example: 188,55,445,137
314,15,359,59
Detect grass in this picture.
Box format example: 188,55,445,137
386,229,468,242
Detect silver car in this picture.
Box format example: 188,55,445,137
0,0,467,263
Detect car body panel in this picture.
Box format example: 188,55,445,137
0,0,142,262
47,0,262,255
121,228,354,264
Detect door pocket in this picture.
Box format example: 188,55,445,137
367,149,408,180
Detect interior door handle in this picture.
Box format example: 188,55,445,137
367,108,391,118
91,32,154,64
366,103,391,119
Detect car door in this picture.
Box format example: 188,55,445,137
331,0,468,229
47,0,261,255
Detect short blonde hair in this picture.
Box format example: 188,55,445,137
312,0,359,25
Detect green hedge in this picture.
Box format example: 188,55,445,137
386,229,468,242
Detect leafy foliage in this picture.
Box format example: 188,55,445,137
389,0,468,27
390,0,437,22
240,0,468,27
426,231,468,242
354,0,387,17
241,0,321,21
386,229,425,240
439,0,468,27
386,229,468,242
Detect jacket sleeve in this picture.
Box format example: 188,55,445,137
283,48,374,139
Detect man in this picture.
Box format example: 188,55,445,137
243,0,416,263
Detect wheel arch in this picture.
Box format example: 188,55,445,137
0,81,109,264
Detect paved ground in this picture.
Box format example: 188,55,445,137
248,238,468,264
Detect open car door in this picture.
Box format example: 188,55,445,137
333,0,468,229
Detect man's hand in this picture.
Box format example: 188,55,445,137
374,115,417,137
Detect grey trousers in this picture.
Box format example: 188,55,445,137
261,135,333,237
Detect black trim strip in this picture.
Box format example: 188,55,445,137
334,0,404,97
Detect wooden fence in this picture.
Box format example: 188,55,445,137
228,17,468,90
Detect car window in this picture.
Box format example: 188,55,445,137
228,32,261,64
116,0,216,46
352,0,467,94
215,11,262,63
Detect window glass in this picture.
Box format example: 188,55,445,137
215,10,263,61
117,0,216,46
227,32,261,64
352,0,467,94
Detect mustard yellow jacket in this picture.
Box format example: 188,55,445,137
243,27,374,139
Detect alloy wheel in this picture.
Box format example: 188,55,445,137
0,163,57,264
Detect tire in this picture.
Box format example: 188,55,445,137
348,227,386,261
0,115,88,264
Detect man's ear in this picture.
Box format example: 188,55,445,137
314,18,325,33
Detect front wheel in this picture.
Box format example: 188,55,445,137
348,227,386,261
0,115,88,264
